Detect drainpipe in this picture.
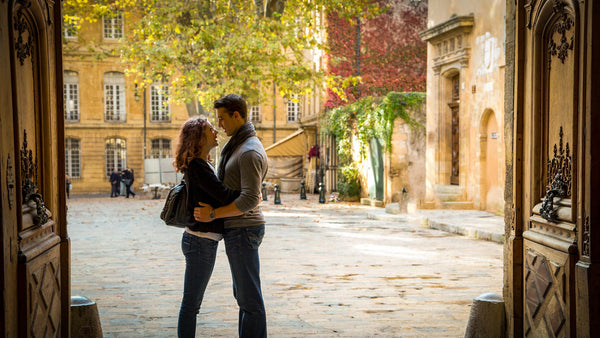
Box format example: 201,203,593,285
143,86,147,159
273,82,277,144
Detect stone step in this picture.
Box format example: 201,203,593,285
434,184,463,195
360,198,385,207
436,192,464,202
441,201,474,210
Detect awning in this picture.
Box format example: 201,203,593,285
264,129,306,156
265,129,306,179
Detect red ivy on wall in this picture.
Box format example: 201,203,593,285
325,0,427,109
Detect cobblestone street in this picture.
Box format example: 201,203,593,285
68,194,503,337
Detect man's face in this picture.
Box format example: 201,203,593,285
216,107,241,136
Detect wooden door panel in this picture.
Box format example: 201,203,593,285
14,8,41,191
524,242,572,338
20,237,61,337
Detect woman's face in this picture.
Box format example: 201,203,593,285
202,122,219,150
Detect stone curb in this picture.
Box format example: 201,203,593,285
427,219,505,244
367,211,505,244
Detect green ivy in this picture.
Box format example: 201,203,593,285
323,91,425,165
337,164,361,198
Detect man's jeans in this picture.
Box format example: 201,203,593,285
224,224,267,338
178,232,218,338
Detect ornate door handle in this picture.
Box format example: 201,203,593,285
540,188,560,222
540,126,571,222
30,193,49,226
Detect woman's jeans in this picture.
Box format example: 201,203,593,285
177,225,266,338
224,225,267,338
178,232,218,338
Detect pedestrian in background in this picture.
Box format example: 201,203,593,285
173,116,240,338
109,169,121,198
66,174,71,199
194,94,269,338
121,167,136,198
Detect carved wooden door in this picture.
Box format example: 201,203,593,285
449,103,459,185
450,75,460,185
1,0,69,337
509,0,598,336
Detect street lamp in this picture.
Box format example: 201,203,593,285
409,0,422,8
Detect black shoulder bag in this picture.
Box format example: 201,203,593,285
160,178,195,228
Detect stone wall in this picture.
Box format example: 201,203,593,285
384,107,427,208
353,103,426,207
502,0,515,335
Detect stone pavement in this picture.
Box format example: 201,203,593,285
67,193,503,337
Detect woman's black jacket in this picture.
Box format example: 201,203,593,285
184,158,240,233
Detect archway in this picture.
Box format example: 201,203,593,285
479,109,502,212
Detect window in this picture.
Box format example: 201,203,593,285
150,138,171,158
65,138,81,178
287,94,300,122
63,21,77,39
64,71,79,121
105,138,126,176
250,105,261,123
151,77,170,122
104,72,126,121
103,13,123,40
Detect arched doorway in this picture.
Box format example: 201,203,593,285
438,68,461,187
480,110,502,212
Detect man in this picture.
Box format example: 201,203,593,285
121,167,136,198
194,94,268,338
109,169,121,197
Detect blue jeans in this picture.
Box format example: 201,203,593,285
178,232,219,338
224,225,267,338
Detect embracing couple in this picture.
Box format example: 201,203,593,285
173,94,268,338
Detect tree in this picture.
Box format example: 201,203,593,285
324,0,427,108
62,0,383,109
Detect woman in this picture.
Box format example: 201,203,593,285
173,116,240,337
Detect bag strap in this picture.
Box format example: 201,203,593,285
181,173,189,209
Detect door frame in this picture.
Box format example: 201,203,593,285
1,0,69,336
505,0,600,336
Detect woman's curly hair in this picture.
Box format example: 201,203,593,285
173,116,210,172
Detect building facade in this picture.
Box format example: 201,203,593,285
63,14,321,195
63,14,189,194
420,0,506,212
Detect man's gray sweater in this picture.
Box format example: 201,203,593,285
221,136,268,228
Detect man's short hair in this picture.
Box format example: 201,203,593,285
213,94,248,121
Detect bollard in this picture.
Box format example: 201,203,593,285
71,295,103,338
300,181,307,200
261,182,267,201
464,293,505,338
318,182,325,204
274,184,281,204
